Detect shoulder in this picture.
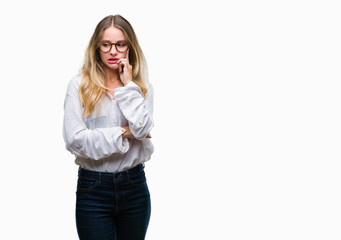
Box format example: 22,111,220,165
66,75,83,95
68,74,83,88
146,81,153,97
143,80,152,92
146,81,153,90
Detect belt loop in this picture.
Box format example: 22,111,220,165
98,172,101,183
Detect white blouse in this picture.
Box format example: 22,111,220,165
63,75,154,172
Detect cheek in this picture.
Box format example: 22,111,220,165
117,52,126,59
99,52,106,62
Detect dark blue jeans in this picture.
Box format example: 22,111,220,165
76,164,151,240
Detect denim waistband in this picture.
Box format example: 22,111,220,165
78,163,144,180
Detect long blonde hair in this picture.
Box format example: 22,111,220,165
79,15,148,116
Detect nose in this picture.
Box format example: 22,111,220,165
109,44,118,55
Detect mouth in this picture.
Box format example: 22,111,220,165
108,58,119,64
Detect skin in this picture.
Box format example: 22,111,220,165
99,26,132,87
99,26,151,139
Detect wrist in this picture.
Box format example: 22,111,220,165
123,80,132,86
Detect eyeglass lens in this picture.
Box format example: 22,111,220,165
99,41,128,53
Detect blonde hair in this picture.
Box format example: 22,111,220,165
79,14,149,116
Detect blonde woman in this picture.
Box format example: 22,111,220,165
63,15,154,240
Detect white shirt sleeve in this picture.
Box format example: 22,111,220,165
114,81,154,140
63,78,130,160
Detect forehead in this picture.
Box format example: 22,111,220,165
102,26,125,41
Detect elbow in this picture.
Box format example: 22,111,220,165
65,136,106,160
64,134,84,156
131,119,154,140
65,128,130,159
64,130,91,158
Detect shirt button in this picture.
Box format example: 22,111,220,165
138,122,142,126
112,97,115,101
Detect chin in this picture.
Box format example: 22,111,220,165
105,64,119,71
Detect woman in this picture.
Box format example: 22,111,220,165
63,14,154,240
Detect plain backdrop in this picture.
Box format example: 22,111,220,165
0,0,340,239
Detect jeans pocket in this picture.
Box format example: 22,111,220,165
77,177,99,192
128,170,147,187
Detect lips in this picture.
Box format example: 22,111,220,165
108,58,119,64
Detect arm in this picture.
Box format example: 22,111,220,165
63,78,129,160
114,82,154,140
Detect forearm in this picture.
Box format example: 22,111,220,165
114,82,154,140
121,125,151,139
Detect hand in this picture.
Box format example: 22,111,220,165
118,49,133,86
122,125,152,139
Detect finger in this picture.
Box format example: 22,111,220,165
119,63,123,73
126,49,130,64
118,60,127,66
146,133,152,138
119,61,125,73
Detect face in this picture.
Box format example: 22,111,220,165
99,26,128,71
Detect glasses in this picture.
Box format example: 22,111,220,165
98,41,129,53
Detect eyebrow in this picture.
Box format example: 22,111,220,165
102,39,126,43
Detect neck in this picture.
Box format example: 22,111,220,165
104,69,121,89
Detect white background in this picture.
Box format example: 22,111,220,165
0,0,340,239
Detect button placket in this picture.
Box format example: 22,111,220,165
110,97,117,126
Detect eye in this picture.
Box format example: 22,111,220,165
101,42,110,47
117,42,127,47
